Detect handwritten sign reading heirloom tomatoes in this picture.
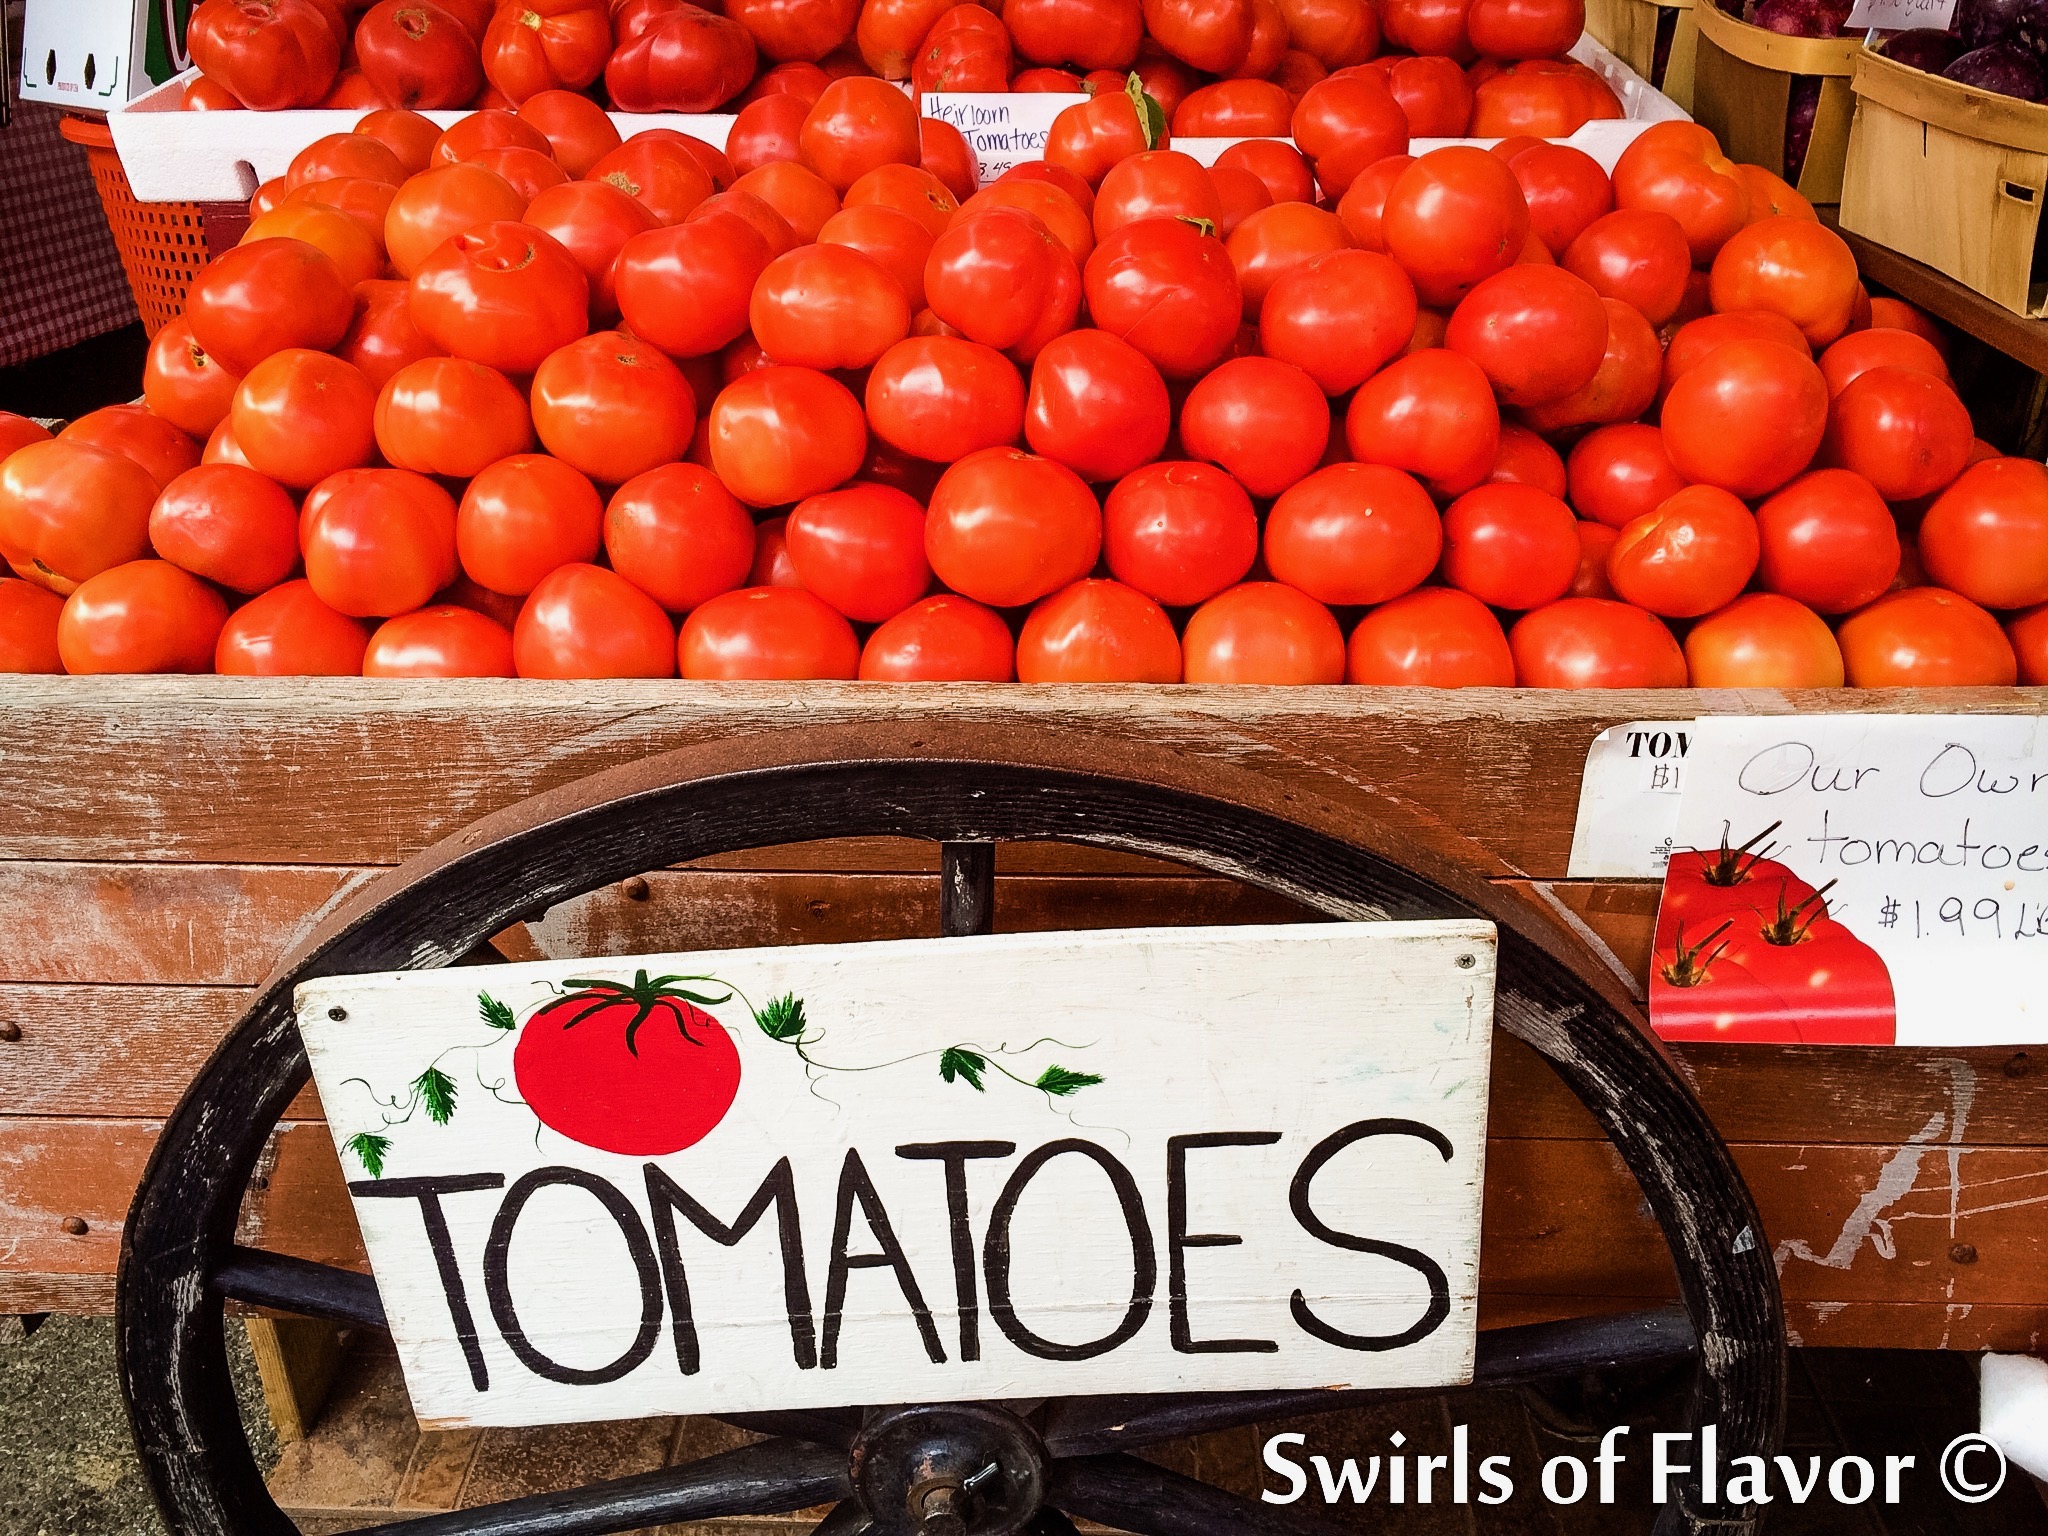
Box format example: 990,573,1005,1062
297,923,1496,1429
1653,715,2048,1048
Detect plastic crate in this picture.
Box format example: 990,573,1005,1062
57,112,210,338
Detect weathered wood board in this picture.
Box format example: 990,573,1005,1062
1,679,2044,1356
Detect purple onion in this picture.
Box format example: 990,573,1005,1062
1957,0,2025,50
1943,39,2048,96
1882,27,1966,70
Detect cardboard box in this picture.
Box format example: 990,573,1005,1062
18,0,191,111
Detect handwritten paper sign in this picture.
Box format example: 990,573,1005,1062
1652,715,2048,1047
1845,0,1959,33
1567,720,1694,879
920,93,1085,182
298,921,1496,1428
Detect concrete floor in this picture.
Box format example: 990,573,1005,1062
0,1314,276,1536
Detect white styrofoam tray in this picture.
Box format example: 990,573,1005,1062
109,32,1685,203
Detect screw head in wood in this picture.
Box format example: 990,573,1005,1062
622,876,651,901
61,1216,88,1236
1456,954,1477,969
2005,1052,2030,1079
327,1006,347,1021
1949,1242,1978,1264
0,1021,20,1042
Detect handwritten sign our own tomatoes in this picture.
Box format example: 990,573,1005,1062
296,922,1497,1428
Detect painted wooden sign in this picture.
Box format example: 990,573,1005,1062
297,921,1497,1429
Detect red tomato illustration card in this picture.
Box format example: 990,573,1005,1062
1650,716,2048,1048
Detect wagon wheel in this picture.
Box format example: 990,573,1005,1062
119,719,1784,1536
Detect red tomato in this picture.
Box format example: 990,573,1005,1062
1822,366,1974,503
708,365,868,506
1382,148,1529,309
1347,586,1514,686
1868,296,1948,357
727,87,808,175
1016,578,1180,681
355,108,442,175
1736,163,1814,225
1571,520,1617,597
749,242,911,369
1517,296,1660,434
851,163,964,237
480,0,609,101
455,454,603,595
0,413,53,460
1919,458,2048,611
606,4,758,110
782,481,931,620
1265,462,1441,605
1144,0,1258,71
55,561,228,675
1102,460,1258,606
960,180,1095,267
859,0,954,75
1330,153,1411,256
215,579,369,675
1510,597,1686,687
599,463,755,612
1288,74,1407,203
860,594,1016,680
1708,216,1860,348
1224,202,1350,321
1466,0,1580,54
1258,249,1417,395
285,132,407,194
1660,309,1810,398
818,203,934,309
1443,264,1605,409
865,336,1026,463
1661,339,1827,499
0,440,158,595
513,562,676,676
59,404,200,494
302,467,460,616
384,163,528,278
1004,0,1141,68
1755,468,1899,614
1175,581,1340,683
1817,326,1949,399
227,349,376,490
677,585,859,677
0,578,63,673
925,207,1082,358
1209,166,1273,240
1504,142,1610,258
530,330,696,483
1684,592,1843,688
1083,217,1241,379
1175,79,1293,135
362,606,516,676
1094,150,1222,243
203,418,254,469
182,74,245,110
239,203,382,293
590,135,719,225
913,4,1012,95
1490,424,1567,497
1440,481,1578,610
800,76,920,192
373,356,533,479
188,0,340,108
1559,208,1689,326
1837,588,2016,687
2007,604,2048,685
354,0,483,108
284,176,401,249
1044,83,1165,189
466,146,570,205
433,109,553,167
407,220,589,374
337,279,443,390
1216,140,1315,209
920,118,981,204
1179,357,1328,498
521,181,660,323
1607,484,1759,619
614,211,774,358
185,237,352,375
148,464,299,594
1276,0,1377,63
1566,423,1685,530
1611,122,1749,265
926,447,1102,606
1346,348,1499,499
518,89,622,177
726,0,859,62
1022,329,1171,483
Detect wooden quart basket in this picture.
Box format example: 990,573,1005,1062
1840,46,2048,318
1583,0,1699,110
1691,0,1860,201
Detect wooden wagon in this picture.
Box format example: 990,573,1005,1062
3,679,2042,1531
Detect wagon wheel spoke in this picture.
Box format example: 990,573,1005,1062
338,1437,849,1536
717,1408,861,1450
211,1246,387,1330
810,1500,872,1534
1039,1305,1696,1455
1047,1453,1358,1536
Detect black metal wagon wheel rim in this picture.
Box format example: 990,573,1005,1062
117,719,1785,1536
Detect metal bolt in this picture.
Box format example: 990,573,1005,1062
1456,953,1477,970
808,899,831,918
0,1021,20,1043
61,1217,88,1236
2005,1052,2031,1079
1950,1242,1978,1265
327,1006,347,1022
622,876,651,901
919,1486,968,1536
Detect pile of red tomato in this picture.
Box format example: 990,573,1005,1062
2,83,2043,686
178,0,1617,142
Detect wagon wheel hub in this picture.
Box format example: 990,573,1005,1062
852,1404,1047,1536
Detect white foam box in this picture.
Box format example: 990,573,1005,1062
110,32,1683,202
20,0,192,111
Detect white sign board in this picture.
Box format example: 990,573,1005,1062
1567,720,1694,879
919,93,1086,182
1658,715,2048,1046
298,922,1496,1429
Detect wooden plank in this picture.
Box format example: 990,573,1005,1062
247,1317,346,1443
0,679,2034,875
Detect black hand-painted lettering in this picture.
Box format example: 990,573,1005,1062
1288,1119,1453,1353
984,1139,1156,1361
1167,1131,1282,1354
896,1141,1016,1362
644,1158,818,1374
349,1173,505,1391
822,1149,945,1369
